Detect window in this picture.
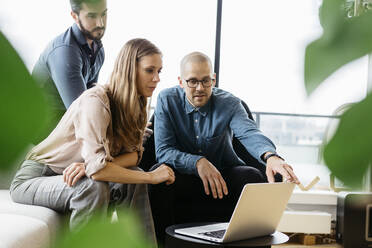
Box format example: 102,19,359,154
219,0,368,189
219,0,367,115
253,112,336,189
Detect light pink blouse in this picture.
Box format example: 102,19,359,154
26,86,115,177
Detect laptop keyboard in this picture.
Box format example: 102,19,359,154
199,229,226,239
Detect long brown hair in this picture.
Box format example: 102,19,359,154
105,38,161,154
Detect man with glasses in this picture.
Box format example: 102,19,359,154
151,51,299,244
32,0,107,139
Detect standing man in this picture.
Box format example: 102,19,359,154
32,0,107,137
151,51,300,244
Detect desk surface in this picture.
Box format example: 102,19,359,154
165,223,289,248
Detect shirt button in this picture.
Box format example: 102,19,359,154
196,136,199,139
195,119,198,123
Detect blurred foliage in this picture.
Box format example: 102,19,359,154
323,95,372,188
0,31,49,171
305,0,372,188
305,0,372,94
54,209,153,248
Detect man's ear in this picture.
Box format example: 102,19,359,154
178,76,184,88
71,11,79,25
212,73,217,87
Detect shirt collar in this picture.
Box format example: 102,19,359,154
72,23,88,46
184,93,212,117
71,23,103,53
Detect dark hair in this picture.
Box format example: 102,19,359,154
70,0,102,14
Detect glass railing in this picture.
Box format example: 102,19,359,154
252,112,341,190
252,111,340,150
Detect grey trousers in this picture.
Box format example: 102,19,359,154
10,160,157,246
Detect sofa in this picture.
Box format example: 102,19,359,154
0,159,63,248
0,189,63,248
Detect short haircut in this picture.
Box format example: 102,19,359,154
180,52,213,77
70,0,102,14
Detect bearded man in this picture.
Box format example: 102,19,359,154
32,0,107,138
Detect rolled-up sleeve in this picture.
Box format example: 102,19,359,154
73,93,113,177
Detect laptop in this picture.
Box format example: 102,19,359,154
174,182,295,243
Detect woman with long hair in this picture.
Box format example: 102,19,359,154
10,38,174,245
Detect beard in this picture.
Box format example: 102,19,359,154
78,18,105,41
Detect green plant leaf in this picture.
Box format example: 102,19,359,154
305,0,372,94
0,31,49,171
323,93,372,188
318,0,344,37
54,209,153,248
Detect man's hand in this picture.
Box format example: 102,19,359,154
196,158,228,199
63,162,86,187
149,164,175,185
143,122,153,144
265,156,300,184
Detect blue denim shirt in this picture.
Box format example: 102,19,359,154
154,86,276,175
32,23,105,111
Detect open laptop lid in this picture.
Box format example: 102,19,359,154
223,182,295,242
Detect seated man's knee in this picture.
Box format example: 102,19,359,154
245,166,265,183
226,166,265,195
230,166,265,182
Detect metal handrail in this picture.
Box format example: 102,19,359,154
252,111,340,118
252,111,340,128
252,112,341,128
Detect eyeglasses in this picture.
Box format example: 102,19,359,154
184,78,214,88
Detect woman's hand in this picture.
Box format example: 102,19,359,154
63,162,86,187
149,164,175,185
